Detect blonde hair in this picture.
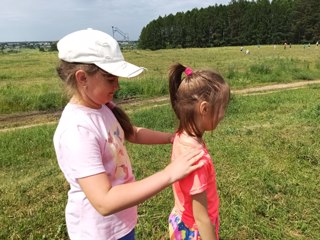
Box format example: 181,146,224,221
56,60,134,139
168,63,230,137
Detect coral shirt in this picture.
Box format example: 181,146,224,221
171,132,219,229
53,103,136,240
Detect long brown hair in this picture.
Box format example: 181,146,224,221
168,63,230,138
56,60,134,139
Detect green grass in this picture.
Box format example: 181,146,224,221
1,45,320,114
1,86,319,239
0,125,68,239
0,50,66,114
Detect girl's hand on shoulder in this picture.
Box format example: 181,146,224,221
164,149,204,183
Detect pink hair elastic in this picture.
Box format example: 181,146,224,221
106,101,116,110
184,67,193,76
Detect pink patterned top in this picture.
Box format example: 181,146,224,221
53,103,136,240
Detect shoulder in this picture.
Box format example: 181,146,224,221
60,104,113,126
56,104,111,139
173,132,203,149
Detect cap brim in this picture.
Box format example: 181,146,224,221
96,61,144,78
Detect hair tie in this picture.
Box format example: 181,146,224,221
184,67,193,76
106,101,116,110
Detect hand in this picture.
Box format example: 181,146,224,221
168,133,175,144
164,149,204,183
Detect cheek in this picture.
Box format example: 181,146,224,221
89,85,110,102
211,118,219,130
103,80,118,91
210,109,223,129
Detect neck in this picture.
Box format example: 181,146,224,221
70,95,101,109
181,130,204,144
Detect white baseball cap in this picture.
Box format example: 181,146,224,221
57,28,144,78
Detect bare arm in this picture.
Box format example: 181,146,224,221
78,150,204,216
127,126,174,144
192,192,216,240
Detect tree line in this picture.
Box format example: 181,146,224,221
138,0,320,50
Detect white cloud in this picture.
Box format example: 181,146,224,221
0,0,230,42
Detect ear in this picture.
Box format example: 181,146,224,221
199,101,209,116
75,70,87,87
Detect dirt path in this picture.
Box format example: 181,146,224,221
231,79,320,95
1,80,319,132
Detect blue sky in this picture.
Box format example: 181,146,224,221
1,0,230,42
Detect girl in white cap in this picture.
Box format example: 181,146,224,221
53,29,204,240
168,63,230,240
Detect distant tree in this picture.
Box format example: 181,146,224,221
291,0,320,43
50,41,58,51
138,0,319,49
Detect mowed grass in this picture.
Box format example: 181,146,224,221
1,86,319,239
1,45,320,114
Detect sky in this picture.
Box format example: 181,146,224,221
1,0,230,42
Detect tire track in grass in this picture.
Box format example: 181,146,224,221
1,80,320,133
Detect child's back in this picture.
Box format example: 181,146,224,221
167,63,230,240
170,132,219,239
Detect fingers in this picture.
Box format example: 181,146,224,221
182,148,203,159
166,149,205,183
185,150,205,175
183,159,204,176
189,161,204,172
187,150,205,163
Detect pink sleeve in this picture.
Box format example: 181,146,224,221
179,156,210,195
60,125,106,179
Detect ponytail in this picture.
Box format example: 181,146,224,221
168,63,186,117
106,102,134,139
168,63,229,138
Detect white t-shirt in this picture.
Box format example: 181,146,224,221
53,103,137,240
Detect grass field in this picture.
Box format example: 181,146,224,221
0,45,320,114
1,85,319,239
129,86,320,240
0,46,319,239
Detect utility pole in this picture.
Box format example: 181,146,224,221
112,26,129,42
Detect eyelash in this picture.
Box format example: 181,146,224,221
102,76,118,85
108,79,117,84
99,69,117,78
101,73,117,79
